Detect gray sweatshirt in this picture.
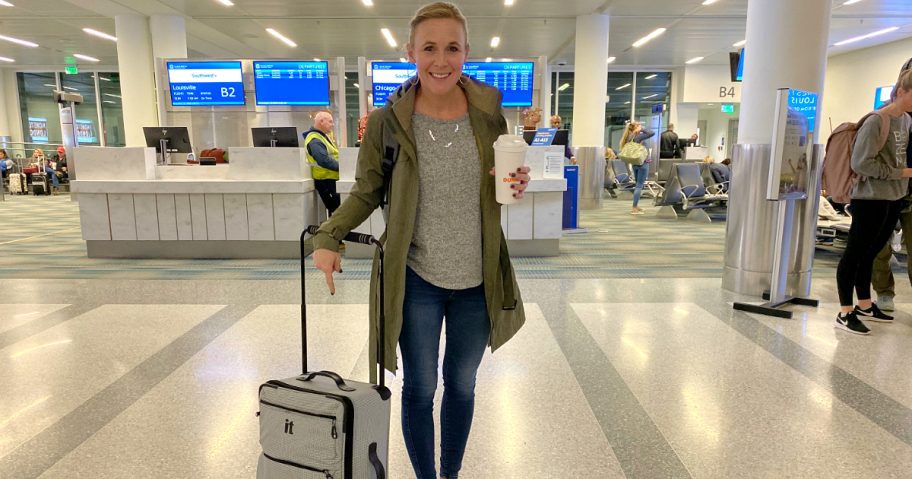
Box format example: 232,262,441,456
850,113,911,201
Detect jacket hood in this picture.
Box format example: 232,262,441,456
384,74,503,132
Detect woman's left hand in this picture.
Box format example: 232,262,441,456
490,166,532,199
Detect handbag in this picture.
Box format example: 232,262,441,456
619,142,648,166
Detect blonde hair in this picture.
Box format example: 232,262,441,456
620,122,638,148
891,69,912,101
408,2,469,48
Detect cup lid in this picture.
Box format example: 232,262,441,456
494,134,528,152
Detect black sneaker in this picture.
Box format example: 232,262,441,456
854,304,893,323
835,312,871,335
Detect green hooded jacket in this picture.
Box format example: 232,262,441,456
312,75,526,379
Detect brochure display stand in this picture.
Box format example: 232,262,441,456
733,88,820,318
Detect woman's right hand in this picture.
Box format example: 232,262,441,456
313,248,342,295
902,168,912,178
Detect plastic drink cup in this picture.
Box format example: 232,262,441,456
493,134,528,205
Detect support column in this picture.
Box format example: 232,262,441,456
150,15,188,130
723,0,831,296
0,72,9,139
570,13,609,146
115,14,158,146
571,13,609,209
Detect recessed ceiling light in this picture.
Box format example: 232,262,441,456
490,36,501,48
103,100,117,104
702,0,719,5
686,56,705,64
843,0,863,5
104,93,122,98
74,53,101,62
505,0,514,5
833,26,898,46
0,34,38,48
353,83,360,88
380,28,397,48
485,57,492,62
632,28,666,48
313,58,321,61
43,83,56,88
733,39,746,47
216,0,234,6
624,101,631,104
400,57,407,62
63,86,79,91
615,83,631,90
558,83,570,91
362,0,373,6
645,74,657,79
0,1,15,7
606,56,616,64
0,56,14,62
501,58,513,61
97,75,111,81
83,28,117,42
643,94,658,99
266,28,297,47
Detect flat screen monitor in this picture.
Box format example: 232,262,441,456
167,61,245,106
729,49,745,82
874,85,894,109
372,62,416,107
253,61,330,106
143,126,193,153
463,61,534,107
251,127,300,148
522,129,568,146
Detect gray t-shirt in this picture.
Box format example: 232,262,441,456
408,112,483,290
850,113,911,201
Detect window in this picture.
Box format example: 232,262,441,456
634,72,671,128
554,72,574,133
61,72,100,146
98,73,125,146
344,73,360,147
17,73,62,156
605,72,634,151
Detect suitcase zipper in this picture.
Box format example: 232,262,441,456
263,453,335,478
258,399,339,439
265,380,354,479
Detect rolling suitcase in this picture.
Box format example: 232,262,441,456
31,173,50,196
9,173,26,195
257,226,390,479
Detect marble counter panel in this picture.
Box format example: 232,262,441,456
74,147,156,181
204,194,227,241
108,194,137,240
247,195,275,241
77,194,111,241
174,194,193,240
189,194,208,240
223,194,249,241
71,180,313,195
155,165,230,181
228,147,309,180
156,195,179,241
133,194,160,241
339,147,359,181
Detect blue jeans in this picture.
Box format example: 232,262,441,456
43,166,59,188
631,163,649,207
399,267,490,479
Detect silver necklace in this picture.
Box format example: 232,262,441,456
427,123,459,148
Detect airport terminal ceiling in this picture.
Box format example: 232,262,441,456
0,0,909,70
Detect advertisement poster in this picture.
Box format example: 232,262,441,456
75,119,97,143
28,117,48,143
768,88,813,201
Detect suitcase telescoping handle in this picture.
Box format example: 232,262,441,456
300,226,387,393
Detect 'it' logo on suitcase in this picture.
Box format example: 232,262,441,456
284,419,295,435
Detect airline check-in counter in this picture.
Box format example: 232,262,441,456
71,146,318,258
338,145,568,258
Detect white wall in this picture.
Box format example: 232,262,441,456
819,36,912,135
697,104,740,162
682,64,742,104
2,70,22,144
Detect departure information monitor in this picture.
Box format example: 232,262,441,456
167,61,245,106
372,62,415,107
254,61,331,106
463,61,534,107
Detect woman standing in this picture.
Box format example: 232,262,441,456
311,3,529,478
619,121,655,215
835,69,912,335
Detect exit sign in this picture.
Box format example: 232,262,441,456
65,66,78,74
721,104,734,114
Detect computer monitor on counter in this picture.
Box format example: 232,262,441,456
252,127,299,148
143,126,192,165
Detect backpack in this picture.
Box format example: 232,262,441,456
199,148,227,163
822,110,891,204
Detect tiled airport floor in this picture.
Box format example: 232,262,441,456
3,192,911,478
2,277,912,478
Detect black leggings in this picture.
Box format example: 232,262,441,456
836,199,903,306
314,179,341,216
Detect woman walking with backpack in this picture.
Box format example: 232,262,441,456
836,69,912,335
620,121,655,215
